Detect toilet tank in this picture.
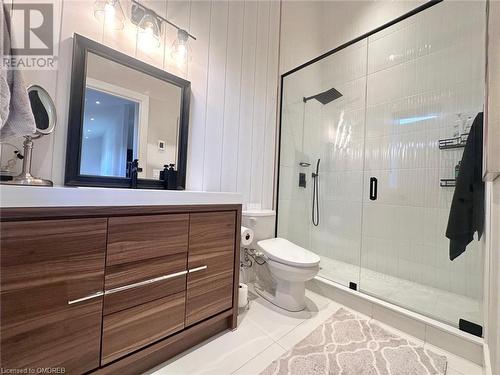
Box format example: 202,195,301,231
242,209,276,247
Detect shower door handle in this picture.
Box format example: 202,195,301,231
369,177,377,201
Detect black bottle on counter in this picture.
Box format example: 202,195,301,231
167,164,178,190
161,164,178,190
161,164,169,189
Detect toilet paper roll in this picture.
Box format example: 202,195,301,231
241,226,254,246
238,283,248,308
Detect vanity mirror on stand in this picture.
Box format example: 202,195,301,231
2,85,57,186
65,34,190,189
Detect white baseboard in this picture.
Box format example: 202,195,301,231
484,343,493,375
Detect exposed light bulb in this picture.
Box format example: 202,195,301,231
138,12,161,51
171,29,190,66
104,2,115,18
93,0,124,30
138,27,160,51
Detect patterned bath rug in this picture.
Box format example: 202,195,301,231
261,308,447,375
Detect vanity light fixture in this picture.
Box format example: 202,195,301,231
93,0,125,30
137,10,161,51
130,0,195,59
171,29,190,65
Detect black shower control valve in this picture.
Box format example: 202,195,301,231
299,172,306,188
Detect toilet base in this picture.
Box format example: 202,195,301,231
255,281,306,312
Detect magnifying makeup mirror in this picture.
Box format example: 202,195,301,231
3,85,57,186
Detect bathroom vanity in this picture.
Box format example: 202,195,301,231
0,186,241,374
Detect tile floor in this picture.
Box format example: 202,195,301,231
145,288,483,375
318,255,482,326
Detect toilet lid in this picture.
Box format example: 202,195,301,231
257,238,320,268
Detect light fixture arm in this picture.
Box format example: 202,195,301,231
131,0,196,40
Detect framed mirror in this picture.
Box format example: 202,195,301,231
65,34,190,189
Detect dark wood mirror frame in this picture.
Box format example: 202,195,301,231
65,33,190,189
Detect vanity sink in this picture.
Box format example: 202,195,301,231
0,185,242,207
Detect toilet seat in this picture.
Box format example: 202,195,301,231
257,238,320,268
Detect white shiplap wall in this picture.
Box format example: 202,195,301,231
3,0,280,209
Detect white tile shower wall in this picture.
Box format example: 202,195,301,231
361,1,485,301
2,0,280,209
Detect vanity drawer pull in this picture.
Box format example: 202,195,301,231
188,265,208,273
68,291,104,305
105,270,188,295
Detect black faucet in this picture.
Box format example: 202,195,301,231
129,159,142,188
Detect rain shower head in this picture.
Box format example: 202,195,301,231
303,87,342,105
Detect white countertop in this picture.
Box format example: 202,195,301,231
0,185,243,207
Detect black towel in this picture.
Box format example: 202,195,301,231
446,112,484,260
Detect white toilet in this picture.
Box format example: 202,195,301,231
242,209,320,312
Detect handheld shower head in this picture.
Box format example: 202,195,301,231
312,158,320,177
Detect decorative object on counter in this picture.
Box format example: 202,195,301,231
0,6,36,139
65,34,190,190
1,85,56,187
0,142,22,180
129,159,142,189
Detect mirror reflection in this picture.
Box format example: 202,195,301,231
80,52,182,179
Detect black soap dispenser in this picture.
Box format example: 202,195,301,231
161,164,169,189
167,164,178,190
162,164,178,190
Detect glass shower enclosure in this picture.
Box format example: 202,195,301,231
277,1,485,329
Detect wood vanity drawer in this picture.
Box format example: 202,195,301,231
186,211,236,326
104,253,187,314
107,214,189,265
101,292,186,365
